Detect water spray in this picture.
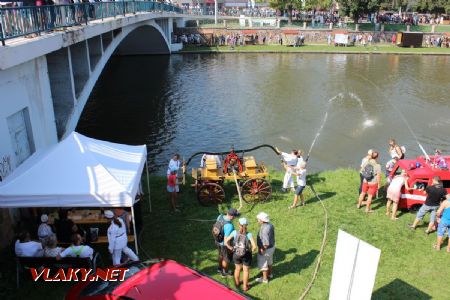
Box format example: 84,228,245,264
356,74,431,161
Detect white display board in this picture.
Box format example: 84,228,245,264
329,230,381,300
239,15,246,27
334,34,349,45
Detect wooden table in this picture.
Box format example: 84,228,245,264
68,210,109,224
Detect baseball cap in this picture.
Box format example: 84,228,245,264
41,214,49,222
104,210,114,219
239,218,248,225
256,212,270,223
228,208,240,217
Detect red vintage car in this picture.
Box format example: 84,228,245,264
389,155,450,210
65,259,248,300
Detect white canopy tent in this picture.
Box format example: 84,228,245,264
0,132,151,253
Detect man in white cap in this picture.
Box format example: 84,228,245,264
37,214,54,245
105,210,139,265
256,212,275,284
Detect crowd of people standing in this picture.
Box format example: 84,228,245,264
357,139,450,251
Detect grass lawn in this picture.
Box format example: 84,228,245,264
181,44,450,55
9,169,450,299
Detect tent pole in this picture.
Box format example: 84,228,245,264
145,160,151,212
131,205,139,256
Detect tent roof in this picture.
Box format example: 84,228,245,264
0,132,147,208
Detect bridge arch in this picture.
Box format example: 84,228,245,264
46,19,173,138
115,24,170,55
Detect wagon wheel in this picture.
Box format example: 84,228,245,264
241,178,272,204
197,183,226,206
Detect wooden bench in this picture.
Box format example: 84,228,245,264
91,235,135,244
16,253,100,287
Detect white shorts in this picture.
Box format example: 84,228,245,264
167,185,179,193
257,246,275,271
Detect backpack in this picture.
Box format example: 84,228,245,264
212,216,226,244
233,232,249,258
361,163,374,181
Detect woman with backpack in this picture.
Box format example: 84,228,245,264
357,151,381,213
225,217,257,292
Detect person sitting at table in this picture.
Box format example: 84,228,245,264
38,214,54,245
55,209,75,243
72,223,89,244
57,233,94,260
105,210,139,266
44,234,64,257
15,230,44,257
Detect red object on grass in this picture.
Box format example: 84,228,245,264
65,259,248,300
389,156,450,210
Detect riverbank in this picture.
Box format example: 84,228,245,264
180,44,450,55
10,169,450,299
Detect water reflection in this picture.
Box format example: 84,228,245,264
77,54,450,174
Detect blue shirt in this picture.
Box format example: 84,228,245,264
217,215,234,246
442,200,450,224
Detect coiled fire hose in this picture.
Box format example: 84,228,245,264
298,183,329,300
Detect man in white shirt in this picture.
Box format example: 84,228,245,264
276,148,299,192
58,234,94,259
15,231,43,257
167,154,181,176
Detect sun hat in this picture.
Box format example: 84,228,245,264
239,218,248,225
40,214,49,223
104,210,114,219
256,212,270,223
228,208,240,217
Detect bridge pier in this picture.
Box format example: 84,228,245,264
87,36,103,71
46,48,76,138
70,41,91,99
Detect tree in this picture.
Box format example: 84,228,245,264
414,0,450,14
268,0,302,25
303,0,334,10
338,0,382,23
267,0,333,25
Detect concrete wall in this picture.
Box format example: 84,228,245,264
0,57,57,170
177,27,450,46
0,58,58,247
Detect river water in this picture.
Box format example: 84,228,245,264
76,53,450,174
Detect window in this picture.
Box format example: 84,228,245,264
7,108,35,166
413,179,429,190
443,181,450,189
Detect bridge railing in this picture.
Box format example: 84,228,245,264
0,1,184,45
